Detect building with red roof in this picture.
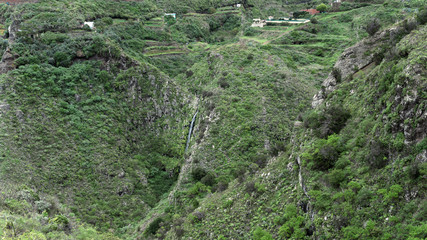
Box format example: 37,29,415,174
301,9,320,15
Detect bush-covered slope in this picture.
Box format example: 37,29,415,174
0,0,425,239
0,0,194,237
157,17,426,240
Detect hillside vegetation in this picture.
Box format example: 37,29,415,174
0,0,425,239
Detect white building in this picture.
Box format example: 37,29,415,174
165,13,176,19
251,19,266,28
83,22,95,29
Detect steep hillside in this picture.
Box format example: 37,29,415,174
0,0,194,238
0,0,425,239
156,15,426,240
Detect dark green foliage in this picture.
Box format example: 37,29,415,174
40,32,69,45
407,162,421,180
401,18,418,33
293,11,310,19
332,68,342,82
176,227,185,237
303,134,344,171
53,52,72,67
214,181,229,192
316,4,328,13
367,139,388,169
366,18,381,36
165,15,177,26
254,154,268,168
189,211,205,223
310,17,318,24
278,204,307,239
417,7,427,25
304,105,350,138
191,167,208,182
145,217,163,235
327,169,349,188
218,77,230,88
245,181,257,194
253,226,273,240
207,7,216,14
201,172,216,186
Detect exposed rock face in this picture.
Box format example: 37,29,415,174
7,19,20,43
0,19,21,74
0,47,16,74
312,24,426,145
312,27,401,108
392,26,427,145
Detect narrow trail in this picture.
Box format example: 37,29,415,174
262,27,294,45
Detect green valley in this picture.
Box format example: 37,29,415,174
0,0,425,239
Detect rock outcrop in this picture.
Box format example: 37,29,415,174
313,24,426,145
0,47,16,74
312,27,402,108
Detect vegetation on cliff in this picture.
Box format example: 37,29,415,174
0,0,425,239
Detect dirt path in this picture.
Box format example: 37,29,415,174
262,27,294,45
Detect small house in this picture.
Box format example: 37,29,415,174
251,19,266,28
83,22,95,29
165,13,176,19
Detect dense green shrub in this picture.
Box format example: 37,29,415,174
207,7,216,14
367,139,388,169
332,67,342,82
310,17,318,24
191,167,207,181
327,169,349,188
218,77,230,89
40,32,69,44
316,4,328,13
303,134,344,171
293,11,310,19
165,15,176,26
253,226,273,240
366,18,381,36
53,52,72,67
201,172,216,186
407,162,421,179
145,217,163,235
417,7,427,25
304,105,350,138
189,211,205,223
278,204,307,239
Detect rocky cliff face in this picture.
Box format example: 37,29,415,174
313,26,402,107
312,23,426,146
391,26,427,146
0,19,20,74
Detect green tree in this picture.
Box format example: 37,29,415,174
253,226,273,240
316,3,328,13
